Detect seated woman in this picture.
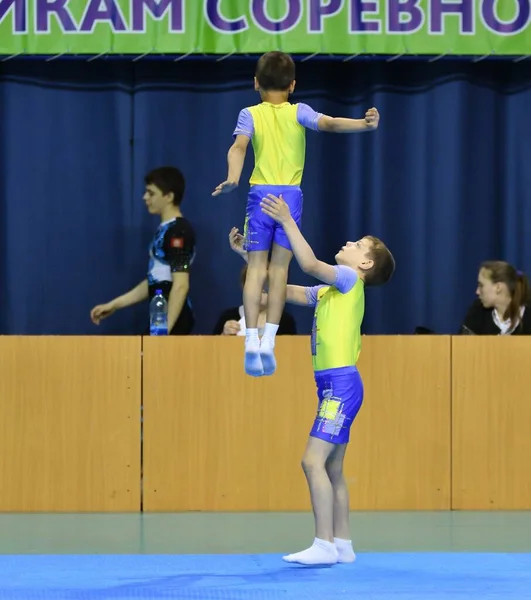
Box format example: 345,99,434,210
213,264,297,336
460,261,531,335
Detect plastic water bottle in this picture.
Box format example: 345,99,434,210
149,290,168,336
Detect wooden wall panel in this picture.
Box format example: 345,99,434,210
143,336,451,511
0,336,141,512
452,337,531,510
349,336,451,510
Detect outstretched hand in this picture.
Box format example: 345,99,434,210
260,194,292,224
365,107,379,129
212,181,238,196
90,302,116,325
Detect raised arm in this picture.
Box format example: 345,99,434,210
318,107,379,133
297,103,378,134
259,196,338,285
260,195,358,292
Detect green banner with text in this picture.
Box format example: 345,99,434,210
0,0,530,56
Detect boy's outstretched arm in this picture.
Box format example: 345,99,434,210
317,107,379,133
260,195,339,286
212,134,250,196
213,108,254,196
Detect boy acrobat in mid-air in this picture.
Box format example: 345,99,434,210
214,51,379,377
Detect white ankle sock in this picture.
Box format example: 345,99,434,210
261,322,279,347
282,538,338,565
259,323,278,375
245,328,259,347
244,328,263,376
334,537,356,563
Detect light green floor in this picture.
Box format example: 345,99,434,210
0,512,530,554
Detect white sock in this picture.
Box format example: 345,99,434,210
334,537,356,563
261,322,279,347
259,323,278,376
282,538,338,565
244,328,263,377
245,328,259,348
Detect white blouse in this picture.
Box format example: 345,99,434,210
492,306,526,335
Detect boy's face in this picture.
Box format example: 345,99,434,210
335,237,374,271
143,184,173,215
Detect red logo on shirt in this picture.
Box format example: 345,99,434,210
171,237,184,248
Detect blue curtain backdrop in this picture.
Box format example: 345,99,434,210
0,58,530,336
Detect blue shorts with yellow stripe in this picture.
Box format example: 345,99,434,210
310,366,364,445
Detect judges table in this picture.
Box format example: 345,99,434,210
0,336,529,512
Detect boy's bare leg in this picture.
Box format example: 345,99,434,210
260,243,292,376
326,444,356,563
243,250,269,376
283,437,339,565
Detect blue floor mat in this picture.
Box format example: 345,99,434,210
0,553,530,599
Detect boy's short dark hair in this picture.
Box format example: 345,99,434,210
364,236,396,287
255,51,295,91
144,166,185,207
